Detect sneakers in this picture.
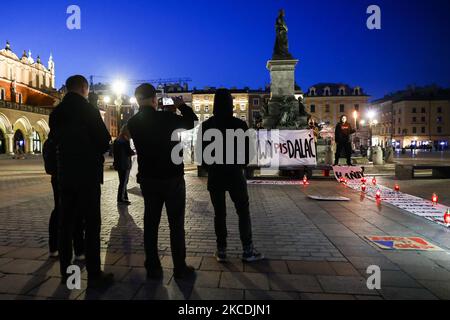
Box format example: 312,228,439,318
214,250,228,263
173,265,196,280
87,272,114,289
242,247,265,263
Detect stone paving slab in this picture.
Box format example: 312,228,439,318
1,166,450,300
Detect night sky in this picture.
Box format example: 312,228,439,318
2,0,450,99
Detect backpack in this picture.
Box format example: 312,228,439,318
43,138,57,176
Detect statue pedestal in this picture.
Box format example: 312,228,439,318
267,59,299,98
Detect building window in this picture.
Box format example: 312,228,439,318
309,88,316,96
421,108,426,113
204,106,209,113
437,107,443,113
339,104,345,113
324,88,331,96
412,108,417,113
413,127,417,134
354,104,360,111
353,88,361,95
437,116,443,123
240,115,247,121
412,117,417,123
240,104,246,111
17,93,23,104
195,105,200,112
310,105,316,113
421,127,426,134
399,108,402,114
421,117,426,123
325,105,330,113
32,131,42,154
0,88,5,100
204,115,210,121
252,98,260,106
398,128,401,134
338,88,345,96
437,127,443,134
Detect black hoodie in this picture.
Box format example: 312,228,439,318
198,89,251,191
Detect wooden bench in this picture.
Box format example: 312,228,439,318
395,164,450,180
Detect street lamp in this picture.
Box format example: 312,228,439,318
112,80,127,138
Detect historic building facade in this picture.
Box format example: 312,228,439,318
370,87,450,149
303,83,369,127
0,41,58,155
192,88,250,124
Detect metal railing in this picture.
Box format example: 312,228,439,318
0,100,53,115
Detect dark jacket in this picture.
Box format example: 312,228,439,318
127,104,198,182
48,92,111,186
199,115,251,192
113,138,134,171
335,122,356,144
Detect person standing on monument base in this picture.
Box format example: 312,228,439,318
334,115,356,166
48,75,114,289
198,88,264,264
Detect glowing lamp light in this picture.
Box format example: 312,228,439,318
372,177,377,185
361,184,367,192
376,189,382,200
432,193,439,206
303,175,310,186
129,97,137,104
103,96,111,104
395,184,400,192
444,209,450,227
112,80,126,96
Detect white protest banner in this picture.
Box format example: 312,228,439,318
332,166,365,185
257,130,317,168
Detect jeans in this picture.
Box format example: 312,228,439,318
335,142,352,166
140,176,187,271
49,177,85,255
58,181,101,277
209,179,253,251
117,169,130,202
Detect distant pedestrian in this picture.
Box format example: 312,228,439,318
198,89,264,263
48,75,113,289
334,115,356,166
113,125,135,205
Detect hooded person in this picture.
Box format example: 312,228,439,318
198,88,264,263
334,115,356,166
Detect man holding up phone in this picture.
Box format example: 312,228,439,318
128,84,198,280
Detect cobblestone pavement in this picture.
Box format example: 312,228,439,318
1,158,450,300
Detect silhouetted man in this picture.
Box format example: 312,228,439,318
127,84,198,279
113,125,134,205
334,115,356,166
198,89,264,263
43,138,85,260
48,75,113,289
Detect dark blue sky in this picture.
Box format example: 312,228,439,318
2,0,450,99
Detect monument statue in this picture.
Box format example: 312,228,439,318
273,9,294,60
262,9,309,129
